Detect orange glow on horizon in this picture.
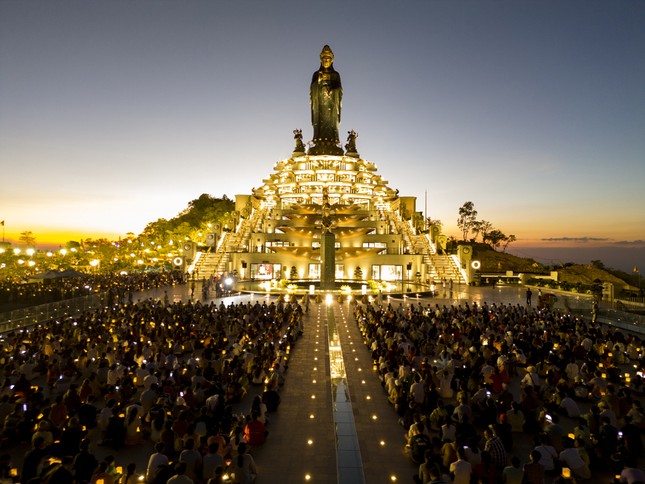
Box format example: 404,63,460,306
3,228,126,248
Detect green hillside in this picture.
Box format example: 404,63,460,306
472,244,638,291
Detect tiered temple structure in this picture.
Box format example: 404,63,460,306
194,46,466,292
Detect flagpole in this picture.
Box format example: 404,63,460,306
424,190,427,231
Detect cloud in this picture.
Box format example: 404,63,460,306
541,237,610,243
613,240,645,247
539,238,645,248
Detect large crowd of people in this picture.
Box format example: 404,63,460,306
1,278,644,484
0,294,303,483
0,272,185,312
354,300,645,483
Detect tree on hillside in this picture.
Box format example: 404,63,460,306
457,202,478,241
141,218,171,241
139,194,236,243
590,260,605,270
486,229,506,250
82,238,118,268
19,231,36,247
472,220,493,243
178,194,234,227
502,234,516,253
425,216,443,228
168,222,193,243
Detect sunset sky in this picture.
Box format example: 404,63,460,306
1,1,643,272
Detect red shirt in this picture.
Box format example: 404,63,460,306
244,419,266,445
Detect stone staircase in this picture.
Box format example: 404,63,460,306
194,207,268,278
419,233,465,284
381,210,467,284
193,244,223,278
383,209,416,254
424,252,465,284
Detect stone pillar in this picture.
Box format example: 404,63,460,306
321,232,336,290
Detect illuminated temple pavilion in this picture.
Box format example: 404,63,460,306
192,150,467,293
193,47,467,293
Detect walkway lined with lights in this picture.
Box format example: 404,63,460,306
250,302,337,482
333,301,417,484
327,304,365,484
252,300,417,483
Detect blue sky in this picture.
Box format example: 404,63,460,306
1,0,643,272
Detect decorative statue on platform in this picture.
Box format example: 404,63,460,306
344,129,359,157
292,129,305,155
309,45,343,156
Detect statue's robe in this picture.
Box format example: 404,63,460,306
310,66,342,145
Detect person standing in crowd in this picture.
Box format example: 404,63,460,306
449,446,472,484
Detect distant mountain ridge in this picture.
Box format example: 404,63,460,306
473,244,639,291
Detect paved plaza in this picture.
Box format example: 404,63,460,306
4,282,641,483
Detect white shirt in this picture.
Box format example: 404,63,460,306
560,397,581,418
559,448,585,470
143,374,159,390
521,372,540,388
410,381,425,404
107,367,121,386
565,362,579,380
534,444,557,471
450,459,472,484
441,423,456,443
560,448,591,479
146,452,169,480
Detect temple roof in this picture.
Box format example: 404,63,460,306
276,226,374,239
251,154,399,207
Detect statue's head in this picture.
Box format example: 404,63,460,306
320,45,334,68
